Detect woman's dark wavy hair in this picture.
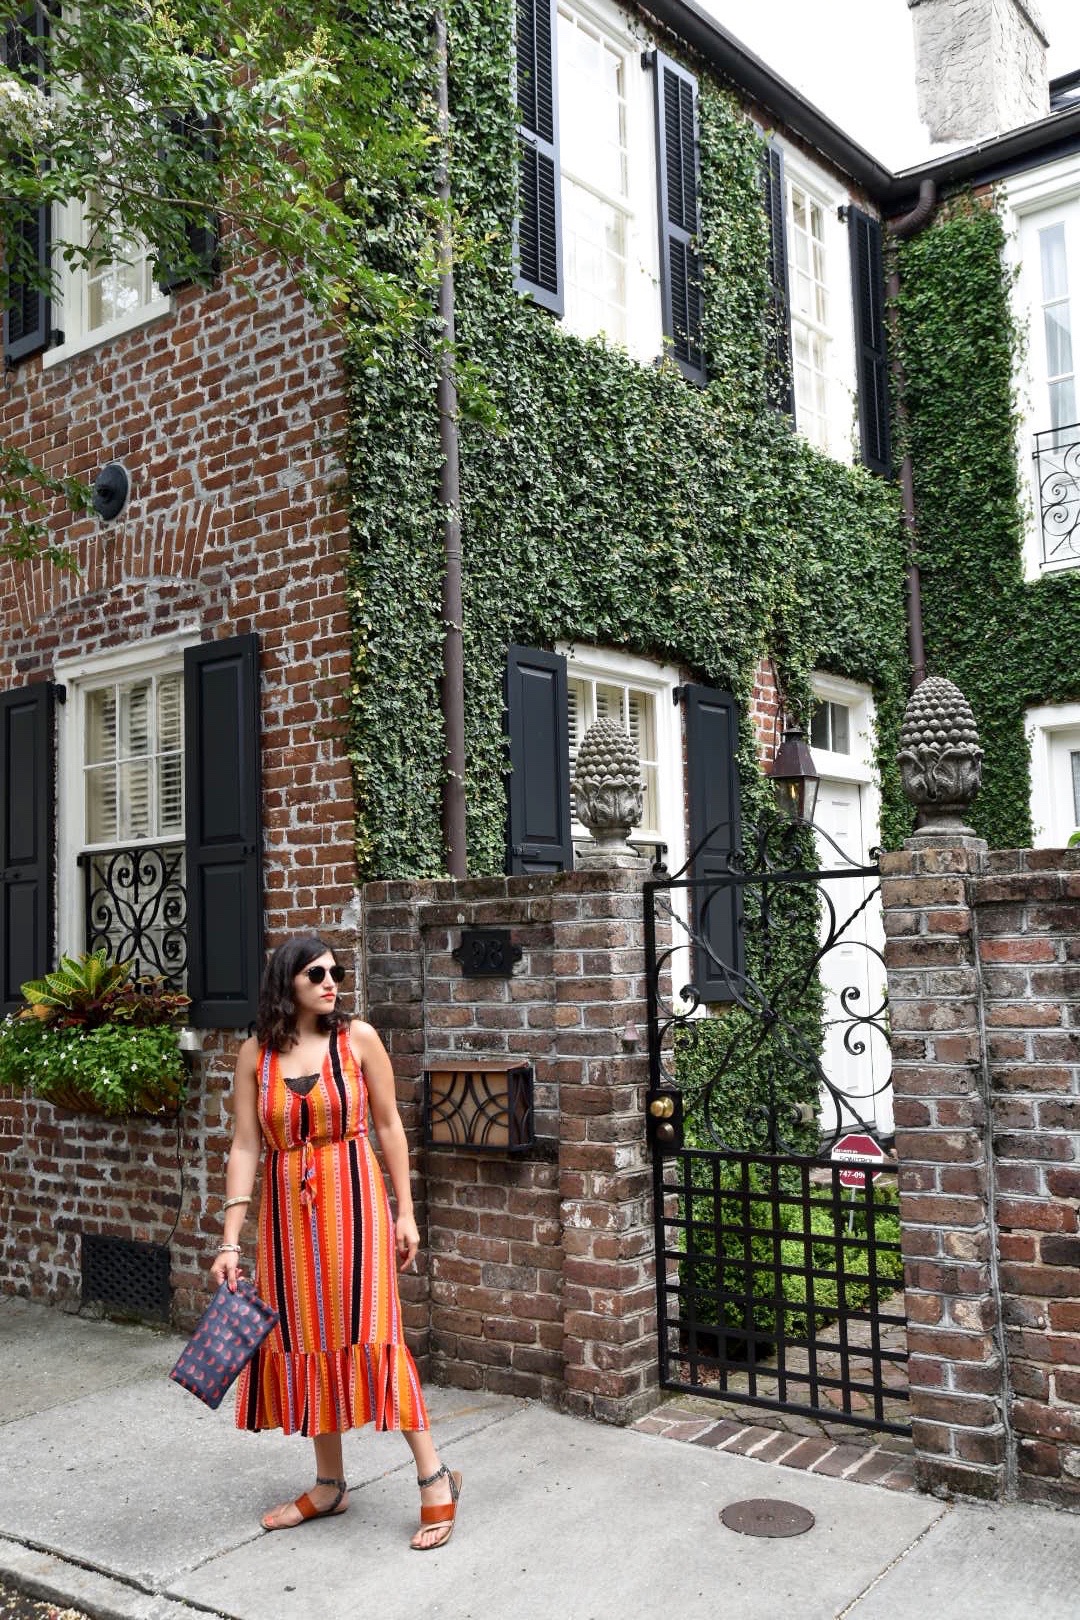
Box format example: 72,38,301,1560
256,934,347,1051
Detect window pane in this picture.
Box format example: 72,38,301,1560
1071,749,1080,827
1045,304,1074,382
1050,378,1078,433
810,701,829,750
567,678,585,759
85,687,116,764
595,683,620,723
119,758,152,840
1040,223,1069,302
85,764,118,845
120,682,152,758
830,703,851,754
563,180,628,343
157,675,184,834
558,10,627,202
84,670,186,845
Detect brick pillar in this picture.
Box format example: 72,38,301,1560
882,836,1010,1499
554,868,657,1425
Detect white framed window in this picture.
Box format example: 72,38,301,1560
44,195,172,368
1006,155,1080,577
789,182,831,448
810,696,851,757
56,637,196,983
808,673,877,794
556,0,661,359
778,146,858,461
559,643,683,871
1026,702,1080,846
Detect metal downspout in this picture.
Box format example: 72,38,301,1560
435,12,467,878
886,178,937,691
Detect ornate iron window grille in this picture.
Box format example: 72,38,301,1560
1033,423,1080,566
80,843,188,990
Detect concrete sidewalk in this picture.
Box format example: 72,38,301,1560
0,1296,1076,1620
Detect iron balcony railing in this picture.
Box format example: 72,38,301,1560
1033,422,1080,566
79,842,188,990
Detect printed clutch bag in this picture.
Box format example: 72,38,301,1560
168,1278,279,1410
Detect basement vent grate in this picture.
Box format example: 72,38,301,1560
81,1233,171,1321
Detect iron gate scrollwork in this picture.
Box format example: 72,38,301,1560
644,812,909,1435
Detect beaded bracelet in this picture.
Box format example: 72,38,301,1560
217,1243,242,1256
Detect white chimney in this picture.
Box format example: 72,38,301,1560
908,0,1050,145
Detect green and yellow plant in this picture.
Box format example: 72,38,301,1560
0,951,191,1118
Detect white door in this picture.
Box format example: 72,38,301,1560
813,778,892,1138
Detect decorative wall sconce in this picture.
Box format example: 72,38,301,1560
424,1061,535,1153
768,725,819,825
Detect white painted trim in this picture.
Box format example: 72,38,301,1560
557,640,685,875
56,635,200,957
809,673,877,789
1002,159,1080,580
555,0,662,363
43,197,173,370
1026,701,1080,846
774,139,858,465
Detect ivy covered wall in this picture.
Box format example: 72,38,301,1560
345,0,911,880
897,199,1080,849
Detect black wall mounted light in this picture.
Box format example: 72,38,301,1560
92,461,129,521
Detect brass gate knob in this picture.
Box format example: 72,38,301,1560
649,1095,675,1119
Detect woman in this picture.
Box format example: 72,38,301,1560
210,934,461,1550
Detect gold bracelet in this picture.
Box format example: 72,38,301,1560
223,1196,251,1211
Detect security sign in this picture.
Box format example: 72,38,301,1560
830,1132,887,1189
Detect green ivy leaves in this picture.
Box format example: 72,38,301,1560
344,4,910,878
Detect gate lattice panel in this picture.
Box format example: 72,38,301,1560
645,812,910,1434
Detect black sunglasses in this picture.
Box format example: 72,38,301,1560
304,964,345,985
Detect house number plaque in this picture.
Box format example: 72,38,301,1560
452,929,522,977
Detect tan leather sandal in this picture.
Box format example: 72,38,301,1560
261,1475,348,1532
411,1463,462,1550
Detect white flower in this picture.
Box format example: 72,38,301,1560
0,72,51,146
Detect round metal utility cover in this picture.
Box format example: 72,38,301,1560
720,1498,815,1538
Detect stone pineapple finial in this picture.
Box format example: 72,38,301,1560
574,718,644,856
897,675,984,835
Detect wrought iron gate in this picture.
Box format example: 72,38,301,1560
644,814,909,1434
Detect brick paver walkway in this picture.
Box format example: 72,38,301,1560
634,1297,914,1493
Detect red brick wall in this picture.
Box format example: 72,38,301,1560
883,839,1080,1509
749,655,782,764
363,869,659,1424
0,260,358,1318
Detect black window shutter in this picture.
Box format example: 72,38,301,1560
184,635,263,1027
685,684,743,1003
3,3,51,365
652,52,705,384
514,0,563,315
0,682,54,1013
505,645,573,874
849,206,891,477
156,114,220,293
762,141,795,419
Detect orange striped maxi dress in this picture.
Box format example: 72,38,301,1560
235,1024,428,1437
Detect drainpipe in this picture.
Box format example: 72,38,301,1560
434,12,467,878
886,178,937,691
